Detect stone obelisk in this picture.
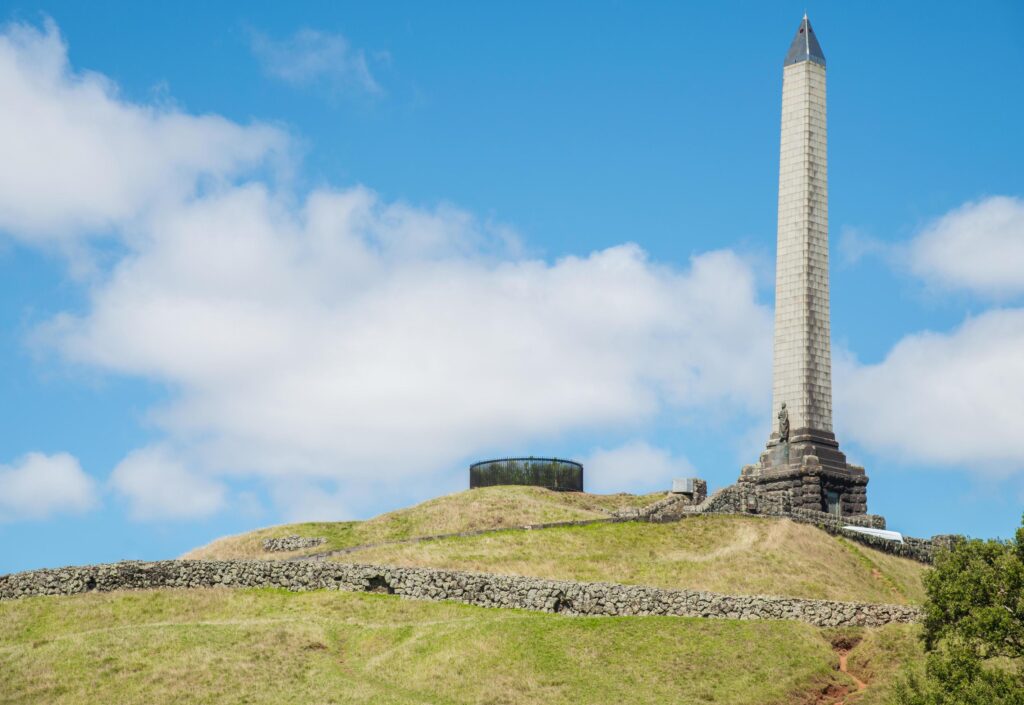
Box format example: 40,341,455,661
739,15,869,517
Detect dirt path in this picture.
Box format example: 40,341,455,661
838,650,867,696
804,636,869,705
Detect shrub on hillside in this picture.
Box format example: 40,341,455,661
892,515,1024,704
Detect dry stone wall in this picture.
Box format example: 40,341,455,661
262,536,326,552
689,484,953,564
787,507,886,530
0,559,919,628
611,489,703,522
266,486,945,566
299,517,630,561
830,529,961,564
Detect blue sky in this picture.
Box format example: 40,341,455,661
0,1,1022,573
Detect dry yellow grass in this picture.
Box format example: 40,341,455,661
342,514,929,605
184,486,663,560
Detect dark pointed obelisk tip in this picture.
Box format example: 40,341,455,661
784,15,826,67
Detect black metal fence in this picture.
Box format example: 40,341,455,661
469,457,584,492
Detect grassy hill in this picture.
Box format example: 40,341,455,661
1,487,933,703
0,587,924,705
185,486,661,560
188,487,927,605
345,514,927,605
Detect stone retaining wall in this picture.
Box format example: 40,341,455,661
689,484,952,564
278,489,946,566
0,559,920,628
263,536,326,552
788,507,886,530
832,529,961,564
695,484,792,516
299,517,629,561
611,492,696,522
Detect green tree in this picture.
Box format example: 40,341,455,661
893,516,1024,704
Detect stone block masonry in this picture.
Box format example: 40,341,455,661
0,559,920,628
773,55,832,437
741,16,871,518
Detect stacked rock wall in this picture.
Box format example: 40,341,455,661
262,536,326,552
788,507,886,530
688,483,954,564
693,485,792,516
300,517,632,561
0,559,920,628
611,489,702,522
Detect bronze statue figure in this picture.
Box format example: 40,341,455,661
778,402,790,443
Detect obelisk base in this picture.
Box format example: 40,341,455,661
739,429,869,517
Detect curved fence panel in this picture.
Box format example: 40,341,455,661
469,457,583,492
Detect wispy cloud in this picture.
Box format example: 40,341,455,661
249,28,382,96
831,196,1024,473
836,308,1024,474
0,452,98,522
0,19,288,244
2,21,772,523
840,197,1024,298
836,225,890,267
583,441,694,494
110,445,226,521
13,16,1024,528
908,195,1024,298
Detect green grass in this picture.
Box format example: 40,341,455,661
6,488,934,703
342,514,928,605
185,486,663,560
0,587,902,705
843,624,925,704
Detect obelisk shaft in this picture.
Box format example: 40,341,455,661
771,18,833,441
740,17,869,519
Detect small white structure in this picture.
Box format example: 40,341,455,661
672,478,696,494
843,526,904,543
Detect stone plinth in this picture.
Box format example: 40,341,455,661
739,438,868,516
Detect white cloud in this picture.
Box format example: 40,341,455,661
909,196,1024,297
837,308,1024,472
0,452,97,522
0,19,288,242
110,445,226,521
41,183,771,496
830,197,1024,476
250,28,381,95
583,441,694,494
837,225,889,266
270,481,353,523
1,18,775,517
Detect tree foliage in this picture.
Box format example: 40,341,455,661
893,516,1024,704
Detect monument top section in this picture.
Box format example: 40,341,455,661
784,14,826,68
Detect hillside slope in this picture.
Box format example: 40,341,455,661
185,486,660,560
343,514,928,605
0,587,922,705
186,487,928,605
4,488,932,704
